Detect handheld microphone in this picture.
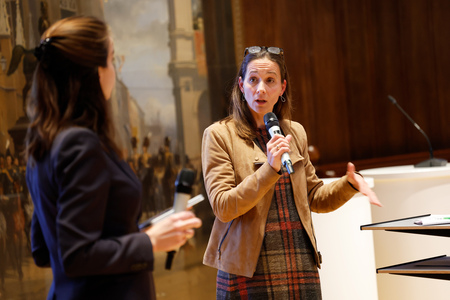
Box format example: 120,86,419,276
165,168,196,270
172,168,196,213
263,112,295,174
388,95,447,168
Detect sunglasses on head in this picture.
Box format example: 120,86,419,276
243,46,284,57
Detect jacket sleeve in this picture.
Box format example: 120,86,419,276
289,123,358,212
52,129,154,277
201,123,280,223
31,212,50,267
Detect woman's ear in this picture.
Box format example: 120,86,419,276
281,79,287,96
238,76,244,93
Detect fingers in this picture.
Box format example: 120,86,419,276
346,162,383,207
184,229,195,240
170,229,194,246
371,198,383,207
346,162,355,174
266,134,292,172
170,211,202,230
367,191,383,207
346,162,358,187
146,211,202,252
170,210,196,220
268,134,291,154
359,185,383,207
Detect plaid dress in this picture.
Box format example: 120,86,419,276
216,129,322,300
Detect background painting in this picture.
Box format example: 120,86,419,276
0,0,216,298
103,0,216,298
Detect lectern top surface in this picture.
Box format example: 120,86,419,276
360,164,450,179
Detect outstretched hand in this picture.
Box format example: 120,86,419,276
346,162,383,207
145,211,202,252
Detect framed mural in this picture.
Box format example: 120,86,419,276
0,0,216,298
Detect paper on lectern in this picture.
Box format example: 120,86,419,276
414,215,450,226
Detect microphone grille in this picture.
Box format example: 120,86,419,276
387,95,397,105
263,112,277,124
175,168,195,193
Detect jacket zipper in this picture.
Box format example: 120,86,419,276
218,219,234,260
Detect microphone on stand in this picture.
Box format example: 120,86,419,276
387,95,447,168
264,112,295,174
165,168,196,270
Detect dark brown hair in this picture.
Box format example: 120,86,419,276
25,16,121,162
226,48,293,143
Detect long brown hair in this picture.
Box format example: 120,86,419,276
226,47,293,143
25,16,121,163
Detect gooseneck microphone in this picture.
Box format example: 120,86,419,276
388,95,447,168
165,168,196,270
264,112,295,174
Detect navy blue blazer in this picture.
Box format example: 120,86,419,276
27,127,155,300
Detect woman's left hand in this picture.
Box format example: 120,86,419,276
346,162,383,207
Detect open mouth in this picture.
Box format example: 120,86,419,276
255,99,267,103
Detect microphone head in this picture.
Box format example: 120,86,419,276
264,112,279,131
387,95,397,105
175,168,195,194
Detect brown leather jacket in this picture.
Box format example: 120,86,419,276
201,119,358,278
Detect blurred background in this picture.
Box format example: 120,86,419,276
0,0,449,299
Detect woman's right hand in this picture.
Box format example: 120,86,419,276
266,134,292,172
145,211,202,252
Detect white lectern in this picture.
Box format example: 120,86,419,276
312,178,378,300
361,164,450,300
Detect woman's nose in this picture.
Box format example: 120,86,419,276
256,82,266,94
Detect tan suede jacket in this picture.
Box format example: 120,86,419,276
201,119,358,278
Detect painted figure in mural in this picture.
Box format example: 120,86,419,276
6,0,51,116
1,154,24,280
25,16,201,300
0,153,6,290
2,155,19,196
161,136,177,210
140,136,152,169
38,0,50,36
0,207,5,290
0,154,4,195
130,136,140,174
13,155,32,252
7,48,37,115
201,46,382,299
139,136,156,217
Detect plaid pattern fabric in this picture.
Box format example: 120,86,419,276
216,129,321,300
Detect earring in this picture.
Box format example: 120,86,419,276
280,95,286,103
241,94,246,102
